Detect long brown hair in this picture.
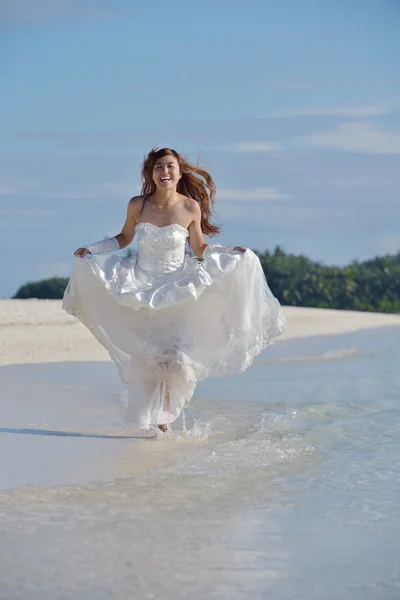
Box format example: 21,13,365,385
140,147,220,236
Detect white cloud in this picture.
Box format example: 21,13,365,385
304,122,400,155
217,187,288,201
276,105,391,118
228,141,283,153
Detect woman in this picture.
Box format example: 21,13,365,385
63,147,286,433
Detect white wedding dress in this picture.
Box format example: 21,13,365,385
62,222,286,428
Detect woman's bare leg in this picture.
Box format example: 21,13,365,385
158,383,170,432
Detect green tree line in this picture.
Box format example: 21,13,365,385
256,248,400,313
13,248,400,313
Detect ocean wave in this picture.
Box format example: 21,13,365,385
255,347,365,366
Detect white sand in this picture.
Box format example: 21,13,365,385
1,299,399,366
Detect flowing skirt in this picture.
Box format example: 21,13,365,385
62,249,286,428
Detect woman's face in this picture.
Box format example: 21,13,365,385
152,154,181,190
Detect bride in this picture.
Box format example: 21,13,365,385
63,147,286,433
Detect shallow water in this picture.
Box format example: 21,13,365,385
1,326,399,599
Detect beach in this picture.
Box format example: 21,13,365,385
1,300,400,599
1,299,399,366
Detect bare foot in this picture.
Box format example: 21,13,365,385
158,424,168,433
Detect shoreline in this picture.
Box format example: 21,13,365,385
1,300,399,495
1,300,400,366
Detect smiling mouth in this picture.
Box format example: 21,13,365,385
160,177,171,183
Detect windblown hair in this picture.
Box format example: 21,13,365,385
140,147,220,236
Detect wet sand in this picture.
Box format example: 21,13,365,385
1,301,400,599
1,300,399,492
1,299,399,491
1,327,399,599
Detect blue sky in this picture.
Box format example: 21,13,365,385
1,0,399,297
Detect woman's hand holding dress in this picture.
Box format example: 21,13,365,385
74,248,92,258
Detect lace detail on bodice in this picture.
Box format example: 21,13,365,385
136,222,189,276
136,222,189,247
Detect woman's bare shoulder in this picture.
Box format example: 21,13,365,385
128,195,146,220
182,196,201,216
128,195,145,208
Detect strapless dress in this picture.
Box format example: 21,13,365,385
63,222,286,428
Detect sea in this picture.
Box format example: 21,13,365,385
0,326,399,599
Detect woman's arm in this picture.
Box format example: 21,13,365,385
187,200,246,257
115,196,143,248
74,196,143,257
187,201,207,257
